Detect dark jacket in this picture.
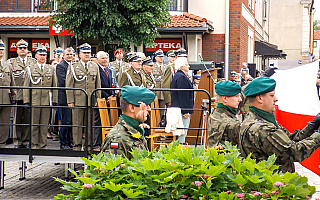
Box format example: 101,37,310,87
97,63,115,99
170,70,194,114
56,60,69,105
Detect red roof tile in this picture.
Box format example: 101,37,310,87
0,16,51,26
315,30,320,40
169,12,213,29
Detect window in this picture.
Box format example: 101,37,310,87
35,0,54,12
314,41,318,48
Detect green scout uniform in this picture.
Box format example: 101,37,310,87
10,56,36,147
66,60,101,150
0,59,16,148
239,77,320,173
23,61,57,149
101,86,155,159
207,81,242,148
119,66,146,88
162,62,175,104
110,60,130,83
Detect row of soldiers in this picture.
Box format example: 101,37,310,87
207,77,320,173
0,38,189,150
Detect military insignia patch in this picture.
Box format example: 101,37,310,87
267,125,275,129
110,142,119,149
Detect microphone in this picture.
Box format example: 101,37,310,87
198,53,204,62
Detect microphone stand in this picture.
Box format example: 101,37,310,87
199,54,215,83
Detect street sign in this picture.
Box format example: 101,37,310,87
49,20,74,35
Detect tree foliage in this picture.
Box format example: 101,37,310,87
315,20,320,31
51,0,171,49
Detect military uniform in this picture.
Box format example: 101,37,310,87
162,62,175,104
23,61,57,149
208,107,240,147
0,58,16,148
239,77,320,173
239,110,320,173
101,117,148,160
110,60,130,83
101,86,155,159
66,60,101,150
141,69,156,89
119,66,146,88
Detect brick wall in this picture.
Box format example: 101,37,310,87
202,34,225,63
0,0,31,12
229,0,242,72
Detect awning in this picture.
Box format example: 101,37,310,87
255,41,287,59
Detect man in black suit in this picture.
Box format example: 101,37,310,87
94,51,115,151
56,47,74,150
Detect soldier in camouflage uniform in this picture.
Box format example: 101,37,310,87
162,50,176,107
0,40,16,148
239,77,320,173
141,57,156,89
101,86,155,160
110,49,130,84
208,81,242,148
9,39,37,148
118,53,146,88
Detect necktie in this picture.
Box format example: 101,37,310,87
85,63,88,71
104,67,109,78
41,65,44,73
23,59,25,66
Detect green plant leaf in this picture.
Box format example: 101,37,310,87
122,188,143,198
104,182,122,192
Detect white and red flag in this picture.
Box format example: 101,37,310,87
271,61,320,175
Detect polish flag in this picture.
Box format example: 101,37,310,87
271,61,320,175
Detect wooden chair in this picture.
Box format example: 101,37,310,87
97,97,118,142
149,97,177,151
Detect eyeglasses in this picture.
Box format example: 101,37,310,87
18,47,27,50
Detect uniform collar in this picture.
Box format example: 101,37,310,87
80,60,89,68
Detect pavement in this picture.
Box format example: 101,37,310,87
0,161,319,200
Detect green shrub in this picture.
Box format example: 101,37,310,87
53,142,315,199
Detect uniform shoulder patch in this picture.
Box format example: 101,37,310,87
110,142,119,149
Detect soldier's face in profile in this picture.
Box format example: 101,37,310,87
0,49,4,58
261,91,278,113
225,94,242,108
79,52,91,63
130,61,142,71
168,56,175,63
155,56,164,64
17,47,27,57
143,64,153,74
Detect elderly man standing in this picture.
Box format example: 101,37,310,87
110,48,130,83
119,53,146,88
23,45,57,149
56,47,74,150
101,86,155,159
66,43,101,151
0,40,16,148
239,77,320,173
93,51,115,151
9,39,37,148
207,81,242,148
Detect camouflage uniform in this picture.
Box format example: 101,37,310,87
207,107,240,148
239,110,320,173
101,117,148,160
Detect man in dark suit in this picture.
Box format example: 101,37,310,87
94,51,115,151
56,47,74,150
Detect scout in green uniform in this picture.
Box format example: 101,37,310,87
66,43,101,151
239,77,320,173
0,40,16,148
207,81,242,148
118,53,146,88
110,48,130,83
23,45,57,149
162,50,176,107
101,86,155,160
152,49,166,116
9,39,37,148
141,56,156,89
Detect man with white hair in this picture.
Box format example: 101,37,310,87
171,57,194,144
93,51,115,150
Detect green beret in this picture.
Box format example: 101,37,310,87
121,86,155,106
244,77,276,97
215,81,242,96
